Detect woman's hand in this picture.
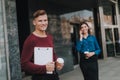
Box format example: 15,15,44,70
79,30,83,41
85,52,95,59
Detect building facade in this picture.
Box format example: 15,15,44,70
0,0,120,80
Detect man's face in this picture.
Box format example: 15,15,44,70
33,14,48,31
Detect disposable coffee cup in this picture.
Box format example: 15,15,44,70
56,58,64,66
84,51,89,59
57,58,64,63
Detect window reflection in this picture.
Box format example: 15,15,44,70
114,28,120,55
105,28,120,56
103,2,117,25
105,29,115,56
105,29,113,43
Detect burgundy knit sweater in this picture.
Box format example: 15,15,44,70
21,33,57,74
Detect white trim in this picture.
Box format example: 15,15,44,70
109,0,117,3
99,7,107,59
99,1,120,58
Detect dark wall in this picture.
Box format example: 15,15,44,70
28,0,98,15
93,8,103,59
119,0,120,13
16,0,30,54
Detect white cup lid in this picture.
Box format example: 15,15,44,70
57,58,64,63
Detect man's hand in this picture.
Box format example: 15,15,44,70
46,62,55,72
56,62,64,70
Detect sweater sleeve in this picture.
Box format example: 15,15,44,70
21,37,46,74
50,35,58,61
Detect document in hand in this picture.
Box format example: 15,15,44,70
34,47,53,65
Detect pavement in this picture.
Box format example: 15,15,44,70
60,57,120,80
22,57,120,80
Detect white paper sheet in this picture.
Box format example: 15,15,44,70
34,47,53,65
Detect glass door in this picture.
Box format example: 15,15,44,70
105,28,120,56
99,0,120,57
114,28,120,56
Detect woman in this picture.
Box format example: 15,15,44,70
76,22,101,80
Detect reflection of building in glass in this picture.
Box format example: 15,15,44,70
60,17,72,44
104,15,112,25
105,29,113,42
60,10,95,35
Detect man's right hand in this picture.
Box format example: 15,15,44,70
46,62,55,72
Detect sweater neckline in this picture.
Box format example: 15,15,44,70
32,33,48,39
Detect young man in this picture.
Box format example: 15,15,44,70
21,10,64,80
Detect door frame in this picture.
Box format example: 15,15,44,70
99,0,120,58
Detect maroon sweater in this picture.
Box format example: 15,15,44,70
21,33,57,74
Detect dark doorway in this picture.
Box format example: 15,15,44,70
70,23,79,65
16,0,30,54
93,8,103,59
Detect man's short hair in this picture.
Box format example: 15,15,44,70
33,10,47,19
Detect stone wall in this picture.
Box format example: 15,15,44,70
4,0,22,80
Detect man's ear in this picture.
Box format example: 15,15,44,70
33,20,36,26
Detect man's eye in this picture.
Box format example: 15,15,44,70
38,20,42,22
44,20,48,22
